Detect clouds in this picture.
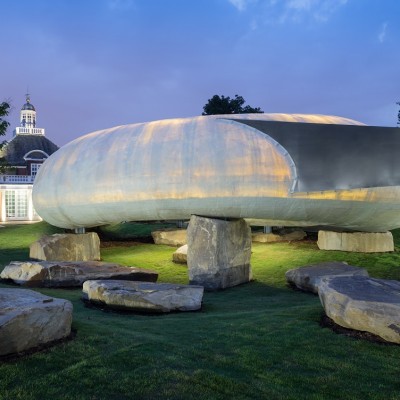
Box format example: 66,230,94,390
378,22,388,43
228,0,254,12
228,0,348,22
278,0,348,22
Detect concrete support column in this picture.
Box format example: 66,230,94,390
0,190,4,222
263,226,272,234
187,215,252,290
27,188,34,221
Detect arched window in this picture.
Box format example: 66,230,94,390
23,150,49,161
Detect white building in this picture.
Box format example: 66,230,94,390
0,94,58,222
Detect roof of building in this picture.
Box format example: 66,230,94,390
21,102,35,111
21,94,36,111
0,135,59,166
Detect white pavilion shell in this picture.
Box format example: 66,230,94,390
33,114,400,232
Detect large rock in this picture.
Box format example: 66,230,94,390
30,233,101,261
286,261,369,294
0,288,73,356
318,276,400,344
187,215,252,290
83,280,204,313
1,261,158,287
172,244,188,264
317,231,394,253
252,229,306,243
151,229,187,246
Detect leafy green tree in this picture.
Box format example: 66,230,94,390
0,101,10,172
397,101,400,126
0,101,9,137
202,94,263,115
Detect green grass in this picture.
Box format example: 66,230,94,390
1,223,400,399
0,222,61,266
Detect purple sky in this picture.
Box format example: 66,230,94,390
1,0,399,146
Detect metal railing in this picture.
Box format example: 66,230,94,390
1,175,35,183
14,127,45,135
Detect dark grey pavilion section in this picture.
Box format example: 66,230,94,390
236,120,400,192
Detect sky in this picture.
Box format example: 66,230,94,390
1,0,399,146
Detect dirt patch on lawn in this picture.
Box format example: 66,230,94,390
320,315,398,346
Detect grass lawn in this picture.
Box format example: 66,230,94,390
1,222,400,399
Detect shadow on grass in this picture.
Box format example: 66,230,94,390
0,248,30,270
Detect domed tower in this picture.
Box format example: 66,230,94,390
0,93,58,223
14,93,45,136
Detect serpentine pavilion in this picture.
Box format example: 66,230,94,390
0,94,59,222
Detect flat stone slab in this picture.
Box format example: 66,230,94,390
83,280,204,313
30,233,101,261
319,276,400,344
317,231,394,253
1,261,158,287
172,244,188,264
151,229,187,247
285,261,369,294
0,288,73,356
252,229,306,243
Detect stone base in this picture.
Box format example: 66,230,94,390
172,244,188,264
317,231,394,253
187,215,252,290
252,229,306,243
30,233,101,261
190,264,252,291
0,288,73,356
151,229,187,247
83,280,204,313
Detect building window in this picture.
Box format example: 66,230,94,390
31,163,41,177
5,191,15,217
5,190,28,219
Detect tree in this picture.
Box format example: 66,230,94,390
202,94,263,115
397,101,400,126
0,101,9,137
0,101,10,173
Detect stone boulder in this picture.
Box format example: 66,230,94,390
317,231,394,253
0,288,73,356
286,261,369,294
252,229,306,243
30,233,101,261
187,215,252,290
318,276,400,344
151,229,187,246
172,244,188,264
1,261,158,287
83,280,204,313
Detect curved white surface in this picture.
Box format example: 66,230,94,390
33,114,400,232
219,113,365,125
